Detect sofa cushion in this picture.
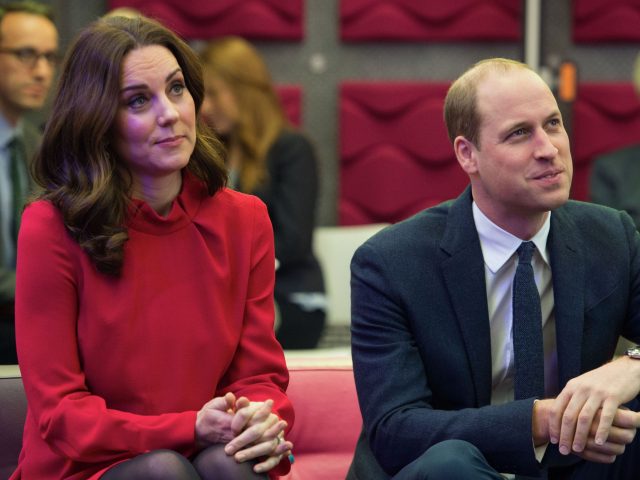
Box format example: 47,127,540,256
283,349,361,479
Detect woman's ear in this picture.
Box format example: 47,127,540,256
454,136,478,175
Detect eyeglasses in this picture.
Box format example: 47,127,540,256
0,47,59,68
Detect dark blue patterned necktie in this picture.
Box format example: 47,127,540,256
512,241,545,400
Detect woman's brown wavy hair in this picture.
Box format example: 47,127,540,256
199,36,288,193
32,15,227,276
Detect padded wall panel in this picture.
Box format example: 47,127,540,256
572,82,640,201
276,85,302,127
340,0,521,42
573,0,640,43
339,82,468,225
108,0,304,40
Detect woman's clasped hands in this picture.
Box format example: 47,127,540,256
196,392,293,474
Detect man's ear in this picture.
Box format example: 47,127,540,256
454,136,478,174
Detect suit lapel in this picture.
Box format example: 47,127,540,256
549,206,585,388
441,188,493,406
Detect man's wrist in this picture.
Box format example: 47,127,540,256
532,399,552,446
620,353,640,381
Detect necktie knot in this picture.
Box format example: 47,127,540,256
516,241,535,265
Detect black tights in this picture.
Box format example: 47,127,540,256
101,446,268,480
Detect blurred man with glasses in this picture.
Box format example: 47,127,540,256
0,1,57,364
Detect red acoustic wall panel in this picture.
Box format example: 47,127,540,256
571,83,640,201
340,0,522,42
573,0,640,43
108,0,304,40
276,85,302,127
339,82,468,225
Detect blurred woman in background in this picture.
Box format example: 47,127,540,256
200,37,326,350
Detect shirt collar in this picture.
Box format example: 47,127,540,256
472,201,551,274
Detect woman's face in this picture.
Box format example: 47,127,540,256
201,71,239,135
113,45,196,185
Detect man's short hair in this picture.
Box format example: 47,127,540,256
0,1,55,46
444,58,531,148
0,1,54,24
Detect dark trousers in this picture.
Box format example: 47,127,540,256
0,314,17,364
274,294,325,349
393,440,505,480
392,436,640,480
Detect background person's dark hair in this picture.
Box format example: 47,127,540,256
32,15,227,276
0,0,54,27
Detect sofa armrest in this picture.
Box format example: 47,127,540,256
0,366,26,479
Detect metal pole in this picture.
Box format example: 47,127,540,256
524,0,542,72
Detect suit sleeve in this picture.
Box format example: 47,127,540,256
350,241,542,477
621,209,640,343
15,203,198,464
217,197,294,476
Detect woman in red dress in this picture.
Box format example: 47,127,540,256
11,15,293,480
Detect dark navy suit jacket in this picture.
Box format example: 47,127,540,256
347,187,640,479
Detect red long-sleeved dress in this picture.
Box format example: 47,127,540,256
11,172,293,479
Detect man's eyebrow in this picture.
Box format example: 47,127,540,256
499,120,530,138
499,109,562,137
545,110,562,121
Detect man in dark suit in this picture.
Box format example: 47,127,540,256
589,53,640,231
0,1,58,363
590,144,640,230
347,58,640,479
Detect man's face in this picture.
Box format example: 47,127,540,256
459,68,573,232
0,12,58,123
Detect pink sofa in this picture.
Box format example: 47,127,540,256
0,350,361,480
282,349,361,479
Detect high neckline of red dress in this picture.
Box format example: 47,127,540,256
126,170,207,235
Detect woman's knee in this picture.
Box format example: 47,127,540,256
102,449,198,480
145,450,198,478
192,444,267,480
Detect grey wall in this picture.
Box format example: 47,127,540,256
37,0,640,225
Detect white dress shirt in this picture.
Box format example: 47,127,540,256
472,203,558,475
472,202,559,403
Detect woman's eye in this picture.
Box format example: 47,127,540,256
171,83,185,95
127,95,147,108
